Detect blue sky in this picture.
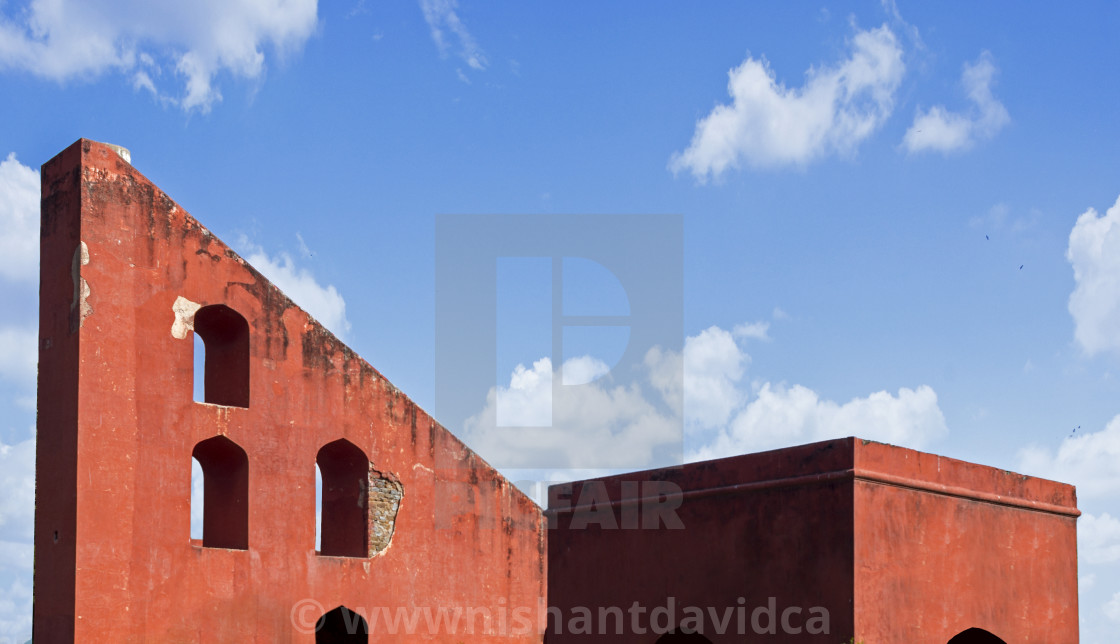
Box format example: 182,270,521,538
2,1,1120,641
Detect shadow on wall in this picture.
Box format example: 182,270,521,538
655,632,713,643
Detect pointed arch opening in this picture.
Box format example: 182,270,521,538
192,435,249,550
947,628,1007,644
317,439,369,558
316,606,368,643
194,304,250,407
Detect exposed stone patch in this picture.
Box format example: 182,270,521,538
368,468,403,555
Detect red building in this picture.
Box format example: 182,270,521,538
547,438,1079,643
34,139,545,642
34,140,1078,642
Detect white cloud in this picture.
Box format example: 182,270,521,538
1106,592,1120,623
560,355,610,387
1080,513,1120,565
419,0,487,71
0,573,31,643
0,153,39,283
669,24,904,180
691,381,947,461
0,434,35,640
495,357,553,427
0,0,319,112
466,323,947,473
647,325,748,430
1082,573,1097,593
463,356,679,470
1067,194,1120,357
0,438,34,546
903,51,1009,154
0,327,36,387
243,245,351,338
1018,415,1120,498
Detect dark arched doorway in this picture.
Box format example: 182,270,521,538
316,605,368,643
947,627,1006,644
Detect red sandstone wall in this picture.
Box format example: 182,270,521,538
546,440,858,643
34,139,545,643
852,441,1079,643
547,438,1079,644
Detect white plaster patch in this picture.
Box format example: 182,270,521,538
104,143,131,164
71,241,93,328
78,279,91,325
171,296,203,339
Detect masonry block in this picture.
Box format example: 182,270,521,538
546,438,1078,643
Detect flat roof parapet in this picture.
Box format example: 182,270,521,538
547,437,1079,518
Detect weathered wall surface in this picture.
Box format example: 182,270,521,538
546,438,1079,643
546,440,857,643
34,139,545,643
852,441,1079,643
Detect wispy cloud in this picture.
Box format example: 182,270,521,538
0,0,319,112
419,0,487,71
969,202,1040,237
879,0,925,51
903,51,1009,154
670,24,904,181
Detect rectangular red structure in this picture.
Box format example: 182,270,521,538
34,139,546,642
547,438,1079,643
